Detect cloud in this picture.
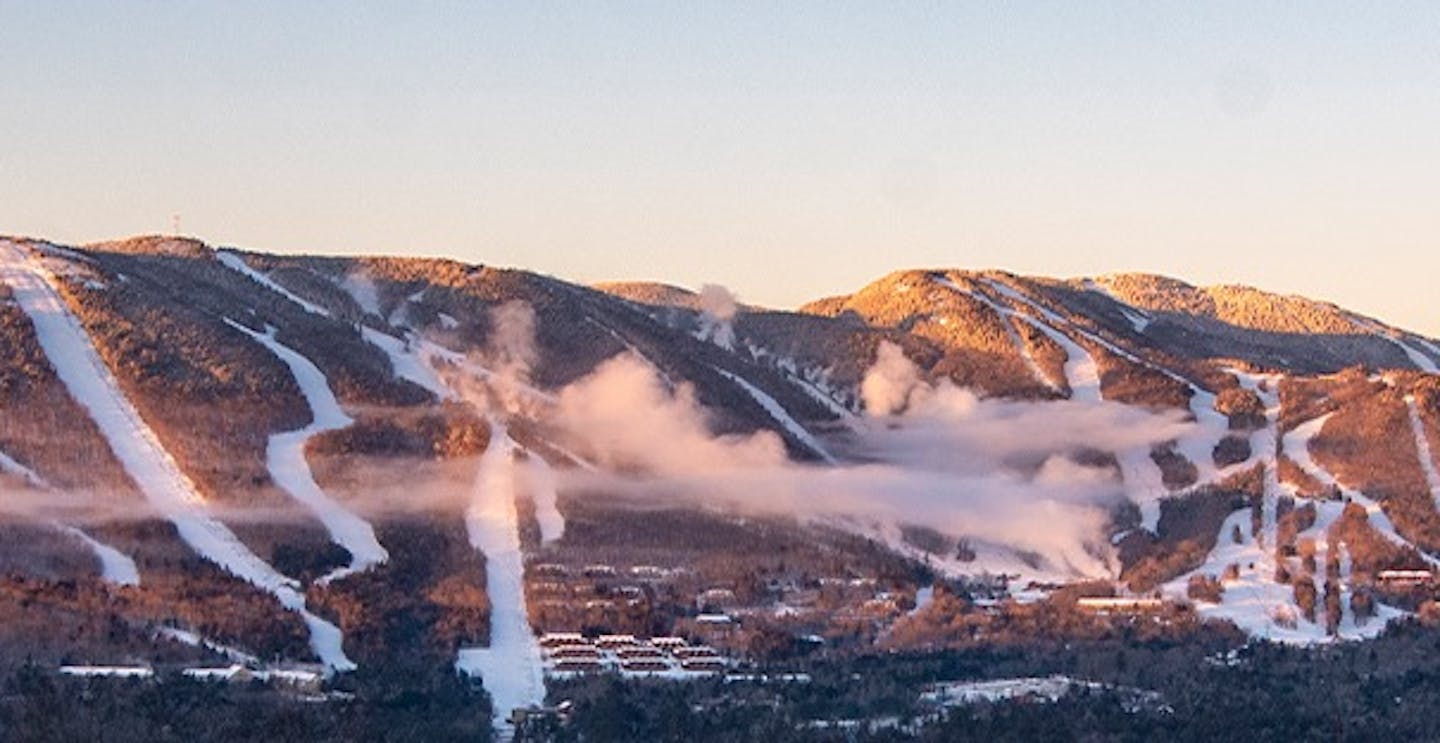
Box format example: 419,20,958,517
543,342,1197,579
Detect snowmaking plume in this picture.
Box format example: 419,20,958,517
696,284,739,350
545,341,1196,579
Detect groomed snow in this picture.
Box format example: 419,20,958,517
712,366,836,463
983,278,1239,488
1085,278,1152,333
226,321,389,583
455,422,546,733
1160,375,1413,643
216,251,328,315
2,241,354,671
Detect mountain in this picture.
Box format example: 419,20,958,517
4,234,1440,733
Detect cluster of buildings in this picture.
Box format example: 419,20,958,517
538,632,730,677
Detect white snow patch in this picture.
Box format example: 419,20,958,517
341,271,382,317
0,448,47,489
57,525,141,587
60,666,153,679
156,626,262,666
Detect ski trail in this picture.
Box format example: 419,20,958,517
456,421,546,735
1285,414,1440,569
977,280,1100,402
1085,278,1151,333
2,445,143,587
711,366,836,463
1161,374,1405,644
1406,396,1440,512
983,278,1236,486
1117,447,1168,532
1351,316,1439,373
156,626,262,666
1234,371,1283,541
1,241,354,671
56,524,141,587
226,320,389,583
971,279,1183,530
520,450,565,544
218,250,454,399
0,449,48,489
933,276,1060,393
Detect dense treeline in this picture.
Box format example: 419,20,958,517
541,619,1440,741
0,663,492,743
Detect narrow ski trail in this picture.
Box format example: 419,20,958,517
455,421,547,735
227,321,389,583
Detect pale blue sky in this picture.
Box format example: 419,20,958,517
2,2,1437,333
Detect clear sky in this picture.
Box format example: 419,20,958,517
2,2,1437,333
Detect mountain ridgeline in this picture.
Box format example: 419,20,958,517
3,233,1440,725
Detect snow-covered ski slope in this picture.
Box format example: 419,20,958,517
56,525,141,587
455,422,547,734
227,321,388,583
1407,396,1440,512
1,445,142,587
712,366,836,463
1,240,353,670
217,250,453,398
1161,390,1410,642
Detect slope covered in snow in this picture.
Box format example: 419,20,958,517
1,240,354,671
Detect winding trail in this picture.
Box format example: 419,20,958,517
1284,414,1440,569
218,250,454,399
227,321,389,583
2,240,354,671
